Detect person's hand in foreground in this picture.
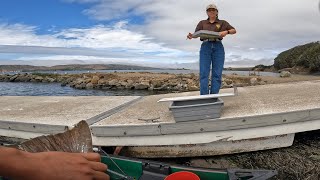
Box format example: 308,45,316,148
0,147,110,180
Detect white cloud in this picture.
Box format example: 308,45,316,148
82,1,150,21
65,0,320,65
1,0,319,67
0,22,187,59
0,23,59,46
18,55,102,61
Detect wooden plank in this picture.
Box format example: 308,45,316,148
0,120,68,134
157,93,235,102
90,108,320,137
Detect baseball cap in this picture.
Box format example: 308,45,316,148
206,4,218,11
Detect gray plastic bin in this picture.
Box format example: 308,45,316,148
169,98,224,122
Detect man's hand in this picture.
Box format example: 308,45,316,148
3,149,110,180
219,31,228,38
187,32,193,39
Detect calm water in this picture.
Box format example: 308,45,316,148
0,70,280,96
0,82,161,96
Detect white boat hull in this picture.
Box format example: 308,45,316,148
122,134,294,158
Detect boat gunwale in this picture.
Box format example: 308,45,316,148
91,107,320,137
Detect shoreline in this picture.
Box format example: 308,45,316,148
1,72,320,93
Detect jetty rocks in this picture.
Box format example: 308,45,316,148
0,72,267,92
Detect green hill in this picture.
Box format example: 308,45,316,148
274,42,320,72
0,64,163,72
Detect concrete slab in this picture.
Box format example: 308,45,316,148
221,80,320,117
93,80,320,126
93,92,197,125
0,96,140,126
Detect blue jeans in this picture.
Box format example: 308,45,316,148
199,41,225,95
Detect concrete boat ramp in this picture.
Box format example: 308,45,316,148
1,80,320,157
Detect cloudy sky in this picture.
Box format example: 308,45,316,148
0,0,319,68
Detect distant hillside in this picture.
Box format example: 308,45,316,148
0,64,163,72
274,42,320,72
251,64,274,72
0,65,47,72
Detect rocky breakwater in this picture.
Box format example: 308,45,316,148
66,72,201,92
0,72,268,92
0,73,61,83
